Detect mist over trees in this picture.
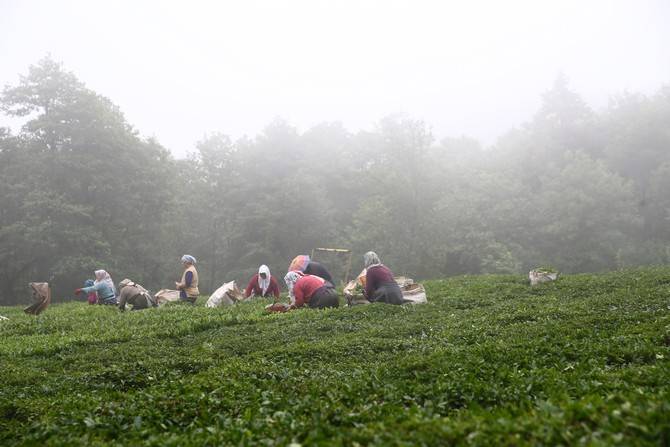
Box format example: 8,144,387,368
1,57,668,304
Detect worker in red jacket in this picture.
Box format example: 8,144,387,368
245,265,281,300
363,251,404,305
284,271,339,309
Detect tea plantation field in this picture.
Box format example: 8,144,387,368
1,268,669,446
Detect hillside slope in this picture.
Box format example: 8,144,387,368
1,268,669,446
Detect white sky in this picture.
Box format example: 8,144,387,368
1,0,669,156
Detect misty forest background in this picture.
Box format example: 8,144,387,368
1,57,668,304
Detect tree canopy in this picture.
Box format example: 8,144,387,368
1,57,668,304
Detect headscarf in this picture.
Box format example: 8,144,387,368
181,255,197,265
258,265,271,295
284,271,303,304
118,278,132,289
94,269,115,292
288,255,310,273
363,251,382,269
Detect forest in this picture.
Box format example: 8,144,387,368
1,57,669,304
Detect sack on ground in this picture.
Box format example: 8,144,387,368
529,269,559,286
265,302,291,313
206,281,245,308
401,282,427,304
154,289,180,305
343,269,370,306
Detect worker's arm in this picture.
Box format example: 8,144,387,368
176,271,193,290
81,282,104,294
244,275,256,298
117,289,128,311
271,278,281,299
293,282,306,307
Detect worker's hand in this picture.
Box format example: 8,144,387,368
175,282,181,289
74,288,82,295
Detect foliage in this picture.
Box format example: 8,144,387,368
0,267,669,445
0,57,176,303
1,57,670,304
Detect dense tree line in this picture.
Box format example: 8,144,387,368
1,58,668,304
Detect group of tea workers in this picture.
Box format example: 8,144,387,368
75,251,404,312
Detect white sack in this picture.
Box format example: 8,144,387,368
206,281,245,308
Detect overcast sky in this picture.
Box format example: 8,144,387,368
1,0,669,157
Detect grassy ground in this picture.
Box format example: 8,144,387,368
1,267,669,446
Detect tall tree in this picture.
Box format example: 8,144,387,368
0,57,176,303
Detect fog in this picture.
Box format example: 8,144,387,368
2,0,668,156
1,1,670,303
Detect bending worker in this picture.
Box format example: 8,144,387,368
288,255,334,286
284,271,339,309
118,279,156,311
363,251,403,305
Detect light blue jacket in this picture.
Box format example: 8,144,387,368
82,281,117,305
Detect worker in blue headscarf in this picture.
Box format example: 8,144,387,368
175,255,199,303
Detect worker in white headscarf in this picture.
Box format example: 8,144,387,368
175,255,199,303
245,265,281,300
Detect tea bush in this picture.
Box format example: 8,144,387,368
1,267,669,445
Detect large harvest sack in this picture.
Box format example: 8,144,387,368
206,281,245,308
344,270,427,306
394,276,414,288
24,282,51,315
343,269,370,306
401,282,427,304
529,269,559,286
154,289,181,305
